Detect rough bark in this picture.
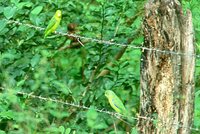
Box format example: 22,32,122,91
138,0,195,133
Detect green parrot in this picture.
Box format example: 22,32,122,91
105,90,128,116
44,10,62,38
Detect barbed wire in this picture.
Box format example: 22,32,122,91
16,91,138,127
2,19,200,132
16,91,138,121
15,91,199,132
5,19,200,59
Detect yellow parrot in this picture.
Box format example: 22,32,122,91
44,10,62,38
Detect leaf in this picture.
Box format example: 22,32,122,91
65,128,71,134
51,81,71,95
0,20,7,32
0,130,6,134
87,108,98,120
11,0,20,5
58,127,71,134
0,6,4,13
131,127,139,134
86,108,108,129
49,109,69,118
31,54,41,67
16,79,25,87
16,2,33,9
59,126,65,134
3,6,17,19
31,6,43,15
0,110,15,119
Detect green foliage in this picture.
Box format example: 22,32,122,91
86,108,107,131
0,0,199,133
0,0,142,133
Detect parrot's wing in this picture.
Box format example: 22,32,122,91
44,16,56,36
111,97,127,112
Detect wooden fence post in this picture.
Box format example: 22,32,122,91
137,0,195,133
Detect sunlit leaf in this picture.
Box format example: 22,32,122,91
3,6,17,19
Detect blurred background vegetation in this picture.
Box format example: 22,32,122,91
0,0,199,133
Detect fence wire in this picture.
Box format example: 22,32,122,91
5,19,200,59
15,91,199,132
2,19,200,132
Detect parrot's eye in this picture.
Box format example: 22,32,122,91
105,92,108,96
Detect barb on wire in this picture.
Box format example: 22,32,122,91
5,19,200,59
15,91,200,132
16,91,136,120
16,91,137,127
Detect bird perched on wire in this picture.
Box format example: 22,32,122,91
44,10,62,38
105,90,128,116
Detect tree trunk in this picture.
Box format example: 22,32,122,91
138,0,195,133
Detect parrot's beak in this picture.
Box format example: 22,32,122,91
56,10,62,17
105,92,108,98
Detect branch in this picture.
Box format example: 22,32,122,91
97,46,128,78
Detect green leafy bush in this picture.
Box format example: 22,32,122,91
0,0,199,133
